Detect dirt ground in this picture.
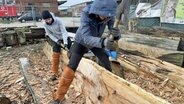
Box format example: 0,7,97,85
0,42,85,104
0,42,184,104
124,71,184,104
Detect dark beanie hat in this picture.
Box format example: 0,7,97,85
42,10,53,19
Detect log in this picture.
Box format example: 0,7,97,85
117,51,184,93
43,42,169,104
25,32,45,39
137,26,184,38
3,30,18,46
15,28,26,44
121,33,180,51
119,33,184,66
30,27,45,34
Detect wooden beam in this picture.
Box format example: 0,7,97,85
43,42,169,104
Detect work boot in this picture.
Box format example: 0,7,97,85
51,52,60,81
53,66,75,103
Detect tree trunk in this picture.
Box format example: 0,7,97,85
119,33,184,66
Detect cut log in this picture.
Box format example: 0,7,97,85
15,28,26,44
117,51,184,93
121,33,180,51
43,42,169,104
25,32,45,39
3,30,18,46
119,33,184,66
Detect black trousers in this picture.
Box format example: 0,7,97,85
68,42,112,72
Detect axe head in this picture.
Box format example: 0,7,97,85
106,49,118,60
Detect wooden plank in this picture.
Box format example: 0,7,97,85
118,35,184,66
43,42,169,104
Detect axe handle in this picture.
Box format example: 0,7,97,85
113,19,121,28
112,19,121,55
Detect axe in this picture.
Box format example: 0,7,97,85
106,0,124,61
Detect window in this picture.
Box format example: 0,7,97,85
6,0,15,4
0,0,4,4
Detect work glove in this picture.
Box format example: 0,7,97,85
57,40,62,45
57,40,66,49
57,40,69,51
109,27,121,41
103,38,116,51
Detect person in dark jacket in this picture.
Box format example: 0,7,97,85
53,0,121,103
42,10,71,81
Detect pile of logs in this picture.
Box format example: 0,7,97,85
0,26,77,48
0,27,45,47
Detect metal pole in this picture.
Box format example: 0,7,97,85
31,5,36,26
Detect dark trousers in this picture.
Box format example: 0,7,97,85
68,42,112,72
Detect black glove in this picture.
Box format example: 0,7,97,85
109,27,121,41
57,40,62,45
103,38,116,50
57,40,65,48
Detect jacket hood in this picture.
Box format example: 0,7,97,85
89,0,117,17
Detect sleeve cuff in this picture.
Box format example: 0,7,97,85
100,38,105,48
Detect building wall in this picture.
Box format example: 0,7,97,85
15,0,58,14
70,2,92,17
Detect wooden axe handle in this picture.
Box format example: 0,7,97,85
113,19,120,28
